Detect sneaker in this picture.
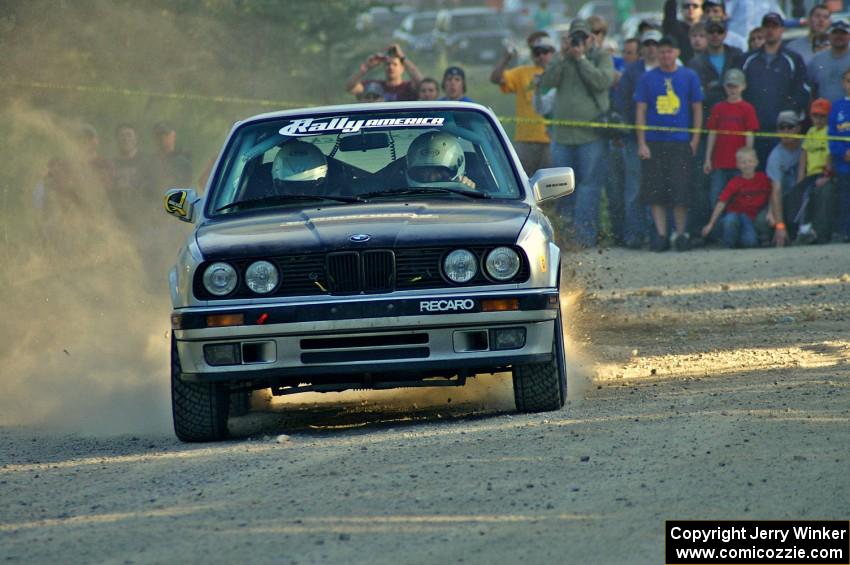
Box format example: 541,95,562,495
795,229,817,245
673,232,691,252
651,235,670,252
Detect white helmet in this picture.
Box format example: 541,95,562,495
406,131,466,186
272,140,327,190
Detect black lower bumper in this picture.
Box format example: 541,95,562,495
178,351,551,384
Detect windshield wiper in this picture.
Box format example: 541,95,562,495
360,187,490,200
216,193,363,212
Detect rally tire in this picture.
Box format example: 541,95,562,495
513,307,567,413
171,336,229,442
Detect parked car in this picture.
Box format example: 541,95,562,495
164,101,574,441
392,11,440,56
356,5,415,41
435,7,513,65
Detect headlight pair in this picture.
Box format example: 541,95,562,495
201,261,279,296
443,247,521,284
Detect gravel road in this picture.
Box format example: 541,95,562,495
2,244,849,564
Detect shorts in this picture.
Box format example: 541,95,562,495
640,141,694,207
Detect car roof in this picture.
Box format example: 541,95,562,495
241,101,497,125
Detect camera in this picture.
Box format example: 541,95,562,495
570,32,588,47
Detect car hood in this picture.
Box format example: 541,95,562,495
196,201,531,260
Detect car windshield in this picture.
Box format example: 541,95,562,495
207,108,522,217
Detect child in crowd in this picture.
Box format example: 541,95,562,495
827,68,850,242
791,98,834,244
703,69,759,208
688,22,708,62
702,147,772,248
748,27,765,51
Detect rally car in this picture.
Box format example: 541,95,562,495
164,101,574,442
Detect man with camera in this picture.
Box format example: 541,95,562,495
490,31,556,174
539,19,614,248
346,44,424,102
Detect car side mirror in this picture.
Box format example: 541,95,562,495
529,167,575,203
164,188,200,223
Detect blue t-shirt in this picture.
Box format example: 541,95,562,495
828,97,850,175
439,96,474,102
708,53,725,77
634,66,704,143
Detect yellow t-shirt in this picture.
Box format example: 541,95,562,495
803,125,828,176
501,65,549,144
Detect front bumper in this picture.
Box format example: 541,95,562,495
172,289,559,384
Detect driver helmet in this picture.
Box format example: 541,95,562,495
406,131,466,186
271,140,327,191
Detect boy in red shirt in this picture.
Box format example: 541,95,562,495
703,68,759,207
702,147,772,248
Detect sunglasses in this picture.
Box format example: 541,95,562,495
708,29,725,35
777,123,796,130
532,47,553,55
592,29,605,35
682,3,701,9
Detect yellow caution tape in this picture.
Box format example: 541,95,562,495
5,80,307,109
500,116,820,142
8,80,844,142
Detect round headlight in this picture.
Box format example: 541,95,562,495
443,249,477,283
485,247,521,281
202,262,238,296
245,260,279,294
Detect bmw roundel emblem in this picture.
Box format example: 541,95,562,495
349,234,371,243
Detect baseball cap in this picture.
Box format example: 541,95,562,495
810,98,831,116
761,12,784,27
640,29,662,44
658,35,679,49
828,20,850,34
531,36,556,51
776,110,800,127
703,0,726,9
443,66,466,81
723,68,746,86
569,19,590,36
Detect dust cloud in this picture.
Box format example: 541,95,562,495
0,0,322,436
561,290,596,402
0,101,175,435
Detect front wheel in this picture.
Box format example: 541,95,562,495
512,307,567,412
171,335,229,442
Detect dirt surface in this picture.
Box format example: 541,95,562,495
2,244,849,564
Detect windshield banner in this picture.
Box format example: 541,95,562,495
280,116,445,137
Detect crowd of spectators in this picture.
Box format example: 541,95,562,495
344,3,850,252
41,3,850,259
33,120,193,284
34,121,192,221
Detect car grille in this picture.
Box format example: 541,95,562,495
194,246,529,299
326,250,395,294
